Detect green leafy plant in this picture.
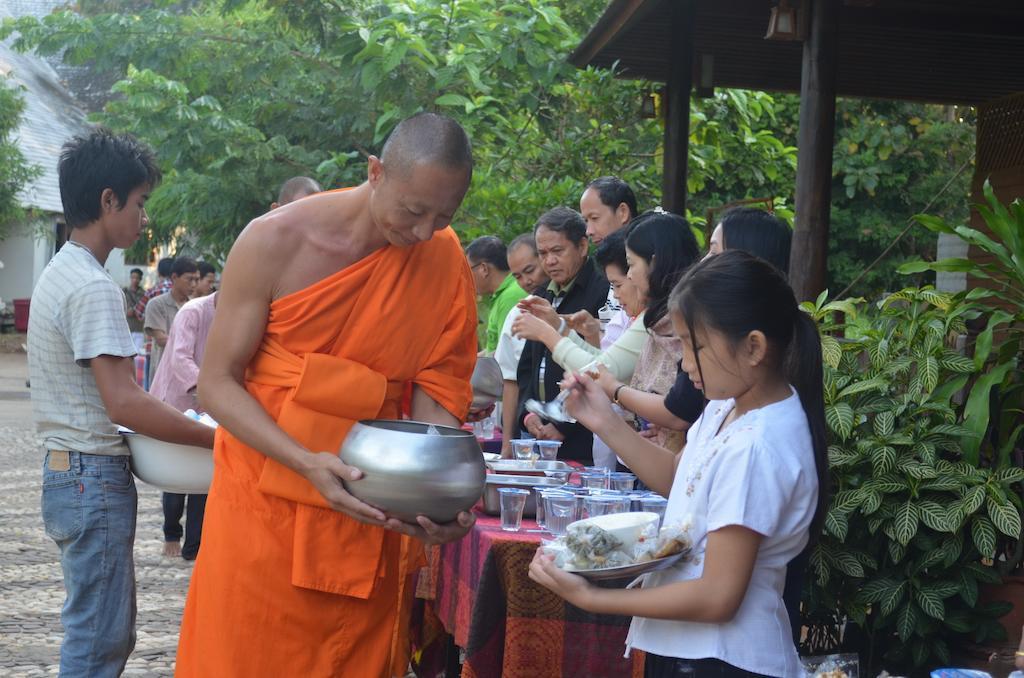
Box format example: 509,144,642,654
0,75,41,238
801,287,1020,672
900,182,1024,470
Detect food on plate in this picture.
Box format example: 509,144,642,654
543,514,695,572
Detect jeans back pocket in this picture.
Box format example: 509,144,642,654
42,476,84,543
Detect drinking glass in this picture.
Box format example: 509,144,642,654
627,491,653,512
544,470,570,484
609,472,637,492
480,413,496,440
535,440,561,461
543,491,578,536
583,495,621,518
533,487,547,528
510,439,536,462
498,488,530,532
640,496,669,529
580,472,610,490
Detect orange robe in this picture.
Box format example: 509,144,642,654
175,227,476,677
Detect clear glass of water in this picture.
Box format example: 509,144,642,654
580,472,610,490
583,495,621,519
640,495,669,529
498,488,530,532
609,472,637,492
480,413,496,440
511,439,536,462
533,487,547,528
535,440,561,460
543,491,578,536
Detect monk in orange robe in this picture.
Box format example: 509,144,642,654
176,113,478,677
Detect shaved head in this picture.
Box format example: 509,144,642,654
380,112,473,181
277,176,322,205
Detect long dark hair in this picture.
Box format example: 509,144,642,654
719,207,792,276
670,249,830,539
625,211,699,331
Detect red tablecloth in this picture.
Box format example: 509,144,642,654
422,507,643,678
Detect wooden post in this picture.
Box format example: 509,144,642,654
662,0,695,214
791,0,839,301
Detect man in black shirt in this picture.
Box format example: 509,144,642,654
516,207,609,464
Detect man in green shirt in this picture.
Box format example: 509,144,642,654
466,235,528,353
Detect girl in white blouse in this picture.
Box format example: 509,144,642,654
529,250,829,677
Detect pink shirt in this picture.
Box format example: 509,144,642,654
149,293,217,412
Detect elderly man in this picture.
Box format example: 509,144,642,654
494,234,549,456
175,113,478,678
465,235,527,353
514,207,608,464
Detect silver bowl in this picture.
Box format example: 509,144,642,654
471,356,503,409
339,419,486,523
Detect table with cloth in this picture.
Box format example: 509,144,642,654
412,507,644,677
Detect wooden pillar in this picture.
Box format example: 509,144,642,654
791,0,839,301
662,0,695,214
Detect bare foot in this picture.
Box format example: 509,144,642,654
163,541,182,558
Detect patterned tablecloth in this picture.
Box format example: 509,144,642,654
419,507,644,678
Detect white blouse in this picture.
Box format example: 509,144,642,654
627,389,818,678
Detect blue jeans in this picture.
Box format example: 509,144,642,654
41,451,138,678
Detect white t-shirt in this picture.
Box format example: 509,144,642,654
494,307,526,381
28,242,138,455
627,389,817,677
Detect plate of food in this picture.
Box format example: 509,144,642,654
541,512,694,581
563,550,690,581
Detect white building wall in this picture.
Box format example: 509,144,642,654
0,234,39,305
1,216,157,312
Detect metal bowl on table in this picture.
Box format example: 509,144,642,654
470,356,503,410
339,419,486,523
121,429,214,494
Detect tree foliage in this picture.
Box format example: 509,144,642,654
0,75,40,239
1,1,973,300
0,0,794,260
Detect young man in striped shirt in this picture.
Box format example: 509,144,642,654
29,129,215,677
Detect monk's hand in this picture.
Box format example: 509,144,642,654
384,511,475,546
528,549,594,610
301,452,388,525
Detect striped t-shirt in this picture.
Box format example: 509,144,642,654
28,241,137,455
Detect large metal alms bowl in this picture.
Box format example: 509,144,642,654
122,432,213,494
339,420,486,523
471,356,503,410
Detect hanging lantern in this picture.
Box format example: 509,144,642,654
765,0,799,41
640,91,658,119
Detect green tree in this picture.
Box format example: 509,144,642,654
1,0,794,260
0,75,40,239
827,100,974,297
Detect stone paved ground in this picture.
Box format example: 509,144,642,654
0,353,189,676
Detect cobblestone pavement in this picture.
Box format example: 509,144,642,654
1,408,192,675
